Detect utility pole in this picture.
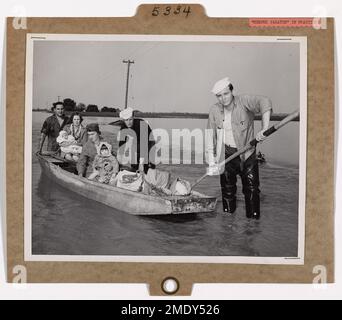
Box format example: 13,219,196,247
123,59,134,109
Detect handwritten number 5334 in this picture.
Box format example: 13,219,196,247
152,6,191,17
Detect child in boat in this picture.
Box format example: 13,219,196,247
56,130,82,161
88,142,119,184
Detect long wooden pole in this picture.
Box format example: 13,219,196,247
190,109,300,190
123,59,134,109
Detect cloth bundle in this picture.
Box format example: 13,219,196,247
170,178,192,196
143,169,191,196
144,168,171,189
115,170,144,192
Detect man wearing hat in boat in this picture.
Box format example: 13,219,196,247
116,107,155,173
207,77,272,219
37,101,69,153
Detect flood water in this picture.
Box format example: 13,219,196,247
31,112,299,257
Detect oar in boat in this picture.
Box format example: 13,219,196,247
190,109,300,191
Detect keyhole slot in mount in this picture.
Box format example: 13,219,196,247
161,277,180,295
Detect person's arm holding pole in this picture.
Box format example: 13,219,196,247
246,95,272,142
192,110,299,191
256,109,272,142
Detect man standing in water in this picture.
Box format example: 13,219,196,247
207,77,272,219
116,107,155,173
37,101,69,153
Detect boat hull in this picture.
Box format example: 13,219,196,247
37,154,217,215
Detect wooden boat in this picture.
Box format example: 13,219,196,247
36,153,217,215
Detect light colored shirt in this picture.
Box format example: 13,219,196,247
207,94,272,164
223,108,237,147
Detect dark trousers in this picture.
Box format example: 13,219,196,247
220,145,260,219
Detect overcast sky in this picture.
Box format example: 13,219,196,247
33,40,300,113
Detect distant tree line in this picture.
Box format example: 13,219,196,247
36,98,122,115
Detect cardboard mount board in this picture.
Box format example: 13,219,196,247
5,4,334,295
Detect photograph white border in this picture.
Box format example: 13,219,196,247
24,34,307,265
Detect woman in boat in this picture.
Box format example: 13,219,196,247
77,123,105,178
64,112,88,146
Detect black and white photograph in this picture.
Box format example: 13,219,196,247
24,34,307,264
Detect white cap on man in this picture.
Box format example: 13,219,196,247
211,77,231,95
119,107,134,120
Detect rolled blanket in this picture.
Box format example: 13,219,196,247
144,168,171,189
170,178,192,196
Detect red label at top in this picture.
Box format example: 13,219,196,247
249,18,315,27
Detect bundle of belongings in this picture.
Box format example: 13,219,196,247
87,142,192,196
112,167,192,196
115,170,144,192
143,168,172,196
169,178,192,196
